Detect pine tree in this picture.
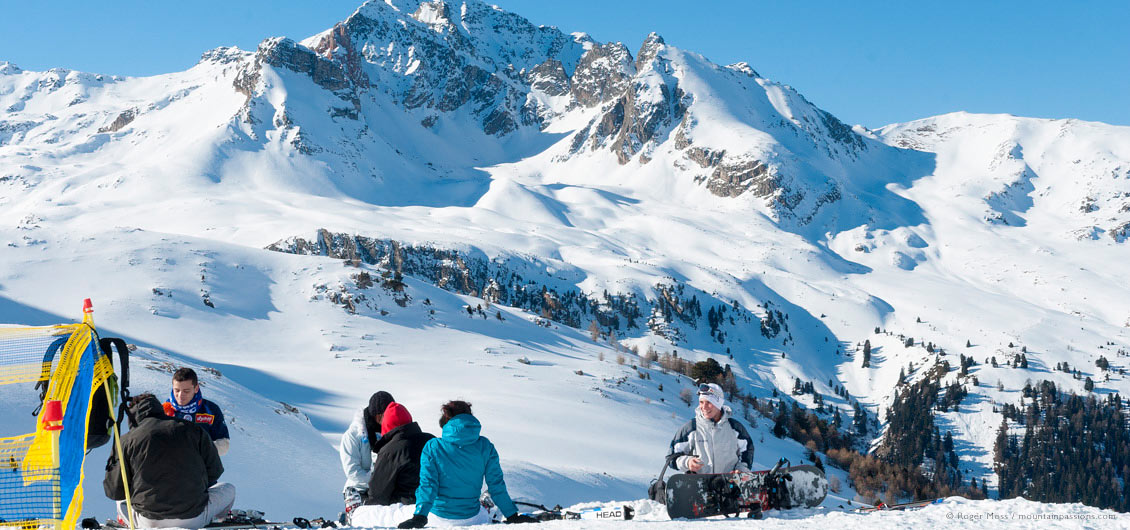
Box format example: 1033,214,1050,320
853,402,868,435
773,408,787,438
862,339,872,368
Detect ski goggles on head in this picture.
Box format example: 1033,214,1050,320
697,383,724,409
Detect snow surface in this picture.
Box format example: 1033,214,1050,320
2,0,1130,524
519,498,1125,529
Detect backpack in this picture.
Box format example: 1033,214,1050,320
34,336,130,450
649,452,685,503
86,338,131,449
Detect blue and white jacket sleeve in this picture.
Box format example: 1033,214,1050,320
667,420,697,471
730,418,754,471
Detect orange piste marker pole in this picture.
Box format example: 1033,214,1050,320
42,399,63,467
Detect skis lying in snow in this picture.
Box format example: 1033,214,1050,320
90,519,293,530
856,498,943,512
514,502,635,521
83,510,333,530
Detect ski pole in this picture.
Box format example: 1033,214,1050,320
826,492,873,508
106,383,136,530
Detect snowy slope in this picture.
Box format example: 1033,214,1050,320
0,335,341,517
0,226,860,515
2,0,1130,520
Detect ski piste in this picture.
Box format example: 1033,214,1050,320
664,459,828,519
856,498,944,512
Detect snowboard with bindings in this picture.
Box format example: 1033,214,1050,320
665,460,828,519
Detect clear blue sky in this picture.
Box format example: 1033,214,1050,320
1,1,1126,128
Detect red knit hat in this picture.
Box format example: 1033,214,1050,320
381,402,413,435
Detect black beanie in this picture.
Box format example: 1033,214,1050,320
364,391,395,453
368,391,395,417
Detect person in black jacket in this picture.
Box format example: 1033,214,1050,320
367,402,435,505
347,402,434,526
104,393,236,529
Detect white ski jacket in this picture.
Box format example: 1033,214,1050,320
340,408,378,492
668,406,754,474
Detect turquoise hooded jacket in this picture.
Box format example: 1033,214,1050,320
413,413,518,519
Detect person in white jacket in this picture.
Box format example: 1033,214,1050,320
340,391,395,513
666,383,754,474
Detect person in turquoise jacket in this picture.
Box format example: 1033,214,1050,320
397,401,538,528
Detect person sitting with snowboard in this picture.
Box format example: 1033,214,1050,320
104,393,235,529
340,391,395,515
667,383,754,474
398,400,538,528
347,402,435,526
163,367,230,456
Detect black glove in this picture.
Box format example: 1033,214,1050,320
505,514,539,524
398,515,427,529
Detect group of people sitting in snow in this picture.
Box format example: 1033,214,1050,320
338,392,536,527
102,367,753,529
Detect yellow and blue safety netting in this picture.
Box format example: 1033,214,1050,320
0,316,115,530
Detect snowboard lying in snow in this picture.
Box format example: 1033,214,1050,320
665,462,828,519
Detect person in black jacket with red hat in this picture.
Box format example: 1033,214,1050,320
367,402,435,505
346,402,434,526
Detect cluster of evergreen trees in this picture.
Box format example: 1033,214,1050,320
291,231,801,346
879,363,967,491
769,399,854,453
994,380,1129,512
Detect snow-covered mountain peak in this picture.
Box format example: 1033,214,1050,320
0,61,22,75
198,46,251,66
878,112,1130,241
635,32,666,70
725,61,759,77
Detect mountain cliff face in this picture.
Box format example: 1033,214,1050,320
210,0,924,232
